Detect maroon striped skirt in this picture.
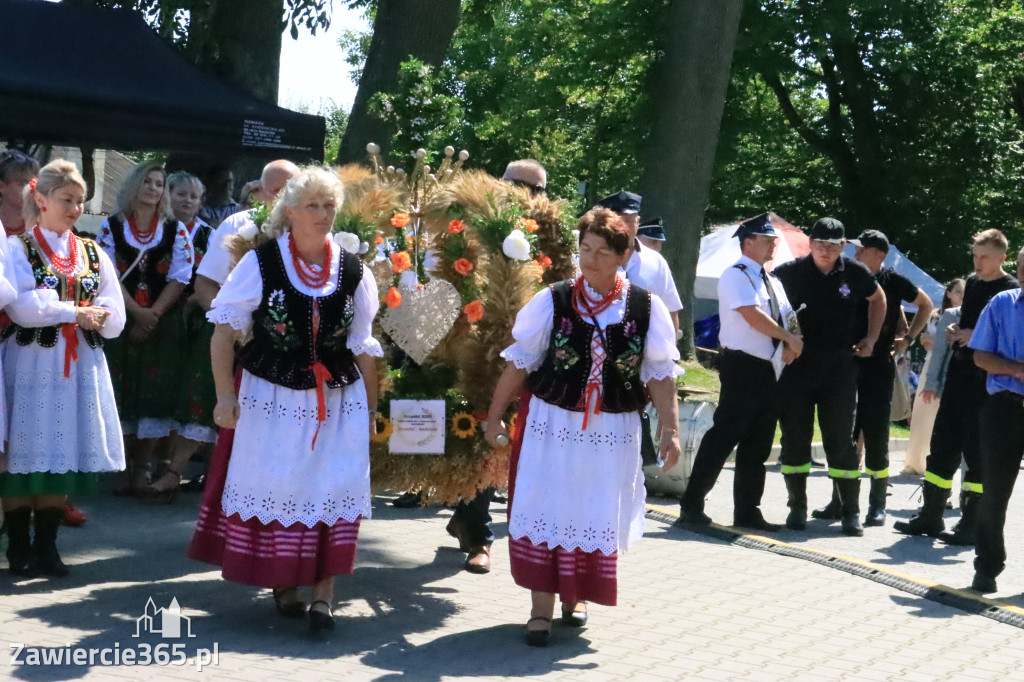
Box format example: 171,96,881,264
506,389,619,606
187,414,360,588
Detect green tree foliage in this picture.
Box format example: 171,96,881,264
710,0,1024,278
347,0,666,206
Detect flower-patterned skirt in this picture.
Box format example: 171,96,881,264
508,395,646,555
104,303,186,432
220,372,372,529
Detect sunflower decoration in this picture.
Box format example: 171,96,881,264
451,411,478,439
371,414,393,443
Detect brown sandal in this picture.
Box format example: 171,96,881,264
142,470,181,504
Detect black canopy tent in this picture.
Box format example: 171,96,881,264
0,0,325,162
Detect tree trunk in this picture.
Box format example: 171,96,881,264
197,0,284,103
336,0,461,163
639,0,744,359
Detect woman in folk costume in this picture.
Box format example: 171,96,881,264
188,168,382,634
98,161,193,497
143,171,217,502
485,208,681,646
1,160,126,577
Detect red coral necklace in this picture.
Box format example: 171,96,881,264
288,232,331,288
127,214,159,246
572,273,624,316
34,225,78,275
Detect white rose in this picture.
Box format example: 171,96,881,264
333,231,360,253
359,241,370,255
238,222,259,241
502,230,532,261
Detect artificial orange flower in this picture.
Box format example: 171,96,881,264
517,217,540,233
384,286,402,308
464,299,484,323
405,234,415,245
448,219,466,234
375,234,384,245
391,212,410,228
537,254,552,269
391,251,412,273
453,258,474,276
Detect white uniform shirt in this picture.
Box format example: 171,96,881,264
196,208,256,285
718,254,793,373
623,240,683,312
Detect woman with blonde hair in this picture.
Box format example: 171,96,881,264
98,161,194,497
141,171,218,501
188,167,382,634
1,159,125,577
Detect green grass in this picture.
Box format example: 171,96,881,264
678,360,720,402
678,361,912,444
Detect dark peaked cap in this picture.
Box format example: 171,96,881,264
638,217,666,241
595,190,642,214
733,213,778,239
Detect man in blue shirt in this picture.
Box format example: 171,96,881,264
968,248,1024,593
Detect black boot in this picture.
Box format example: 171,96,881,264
894,482,949,537
837,478,864,537
33,507,69,577
864,477,889,527
783,475,807,530
811,481,842,521
939,491,980,546
4,507,36,577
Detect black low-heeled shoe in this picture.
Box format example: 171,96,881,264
309,600,335,634
272,588,307,619
524,616,552,647
560,602,588,627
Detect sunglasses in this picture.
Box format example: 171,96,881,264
509,179,546,196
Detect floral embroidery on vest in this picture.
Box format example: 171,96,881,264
320,296,355,352
262,289,301,352
613,319,643,381
548,316,580,371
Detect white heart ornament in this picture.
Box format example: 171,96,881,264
380,279,462,364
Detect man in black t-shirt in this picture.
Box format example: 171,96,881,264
812,230,934,527
896,229,1019,544
773,218,886,536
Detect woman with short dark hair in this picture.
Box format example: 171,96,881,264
484,207,682,645
0,149,41,236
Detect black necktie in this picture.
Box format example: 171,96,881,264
762,268,782,348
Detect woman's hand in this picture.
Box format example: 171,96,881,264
658,429,681,471
75,306,110,332
133,306,161,334
213,393,240,429
920,389,939,404
127,321,154,345
484,419,510,447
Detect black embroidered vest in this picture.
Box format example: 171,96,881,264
185,222,212,294
237,239,363,390
107,215,179,301
526,280,651,413
1,233,104,348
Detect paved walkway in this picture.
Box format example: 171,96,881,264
2,460,1024,680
